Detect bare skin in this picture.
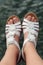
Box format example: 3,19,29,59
0,16,20,65
0,12,43,65
23,12,43,65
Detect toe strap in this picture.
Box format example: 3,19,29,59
5,21,21,37
22,19,39,34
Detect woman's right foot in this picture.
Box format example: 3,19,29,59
6,15,21,46
5,15,21,63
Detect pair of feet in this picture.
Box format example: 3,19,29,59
5,12,39,62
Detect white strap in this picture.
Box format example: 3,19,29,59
22,19,39,34
5,21,21,50
22,18,39,47
7,36,20,50
23,33,37,47
5,22,21,36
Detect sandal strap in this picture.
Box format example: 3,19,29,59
22,19,39,34
5,21,21,49
23,33,37,47
5,22,21,37
22,18,39,47
7,36,20,50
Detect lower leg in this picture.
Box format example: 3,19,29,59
0,15,21,65
0,45,19,65
24,42,43,65
22,12,43,65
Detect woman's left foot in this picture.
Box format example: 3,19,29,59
22,12,39,61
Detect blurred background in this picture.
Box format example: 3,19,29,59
0,0,43,65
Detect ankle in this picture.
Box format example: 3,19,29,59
23,42,36,55
7,44,19,54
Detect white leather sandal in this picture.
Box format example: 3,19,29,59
5,15,21,63
22,12,39,61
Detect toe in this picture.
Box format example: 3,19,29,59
34,19,37,22
8,19,13,24
24,12,38,22
13,16,20,24
7,17,13,24
26,15,32,21
32,16,35,22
